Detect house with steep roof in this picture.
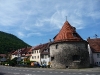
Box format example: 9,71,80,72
21,47,32,59
50,21,90,69
40,43,50,66
30,44,42,64
10,47,32,61
11,50,19,60
30,43,50,66
87,38,100,66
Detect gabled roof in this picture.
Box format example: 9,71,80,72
40,43,50,54
12,50,18,55
87,38,100,53
11,47,32,56
33,43,50,54
33,44,44,50
54,21,83,42
21,47,32,54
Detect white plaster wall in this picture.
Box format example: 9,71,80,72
88,44,93,64
93,53,100,66
41,55,50,65
30,49,41,64
11,55,18,60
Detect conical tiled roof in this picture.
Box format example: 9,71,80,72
54,21,83,42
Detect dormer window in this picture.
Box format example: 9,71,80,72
73,33,77,37
44,49,48,52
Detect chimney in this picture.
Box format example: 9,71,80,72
88,37,90,39
49,39,51,42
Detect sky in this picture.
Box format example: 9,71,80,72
0,0,100,46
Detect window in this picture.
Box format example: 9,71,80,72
44,55,48,59
55,44,58,49
97,54,100,58
32,56,34,59
35,51,36,53
29,52,31,54
97,62,98,64
44,49,48,52
37,56,39,59
72,55,80,61
34,56,36,59
37,50,38,53
51,57,54,61
73,33,77,37
41,55,43,58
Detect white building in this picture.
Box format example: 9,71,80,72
40,43,50,66
87,38,100,66
30,45,42,64
30,43,50,66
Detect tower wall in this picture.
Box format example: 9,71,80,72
50,41,90,69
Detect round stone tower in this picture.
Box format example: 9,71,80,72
50,21,90,69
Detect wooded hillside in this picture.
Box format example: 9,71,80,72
0,31,31,54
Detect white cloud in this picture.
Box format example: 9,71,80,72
0,0,100,38
17,32,25,38
27,32,42,37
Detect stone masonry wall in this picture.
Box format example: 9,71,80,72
50,42,90,69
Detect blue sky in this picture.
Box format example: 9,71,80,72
0,0,100,46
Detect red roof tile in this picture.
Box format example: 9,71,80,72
0,54,6,57
33,44,44,50
33,43,50,54
12,50,18,55
40,43,49,54
87,38,100,53
54,21,83,42
21,47,32,54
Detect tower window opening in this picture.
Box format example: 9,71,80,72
72,55,80,61
51,57,54,61
55,44,58,49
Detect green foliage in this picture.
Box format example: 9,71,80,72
0,31,31,54
8,57,17,66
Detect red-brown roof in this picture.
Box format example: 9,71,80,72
33,43,50,54
0,54,6,57
40,43,49,54
54,21,83,42
21,47,32,54
12,50,18,55
87,38,100,53
33,44,44,50
11,47,32,56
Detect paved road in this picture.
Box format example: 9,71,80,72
0,65,100,75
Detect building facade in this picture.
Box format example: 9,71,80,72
30,45,41,64
40,43,50,66
87,38,100,66
30,43,50,66
50,21,90,69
